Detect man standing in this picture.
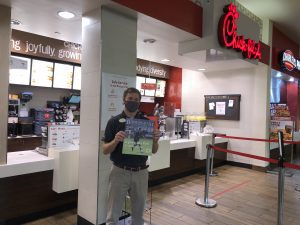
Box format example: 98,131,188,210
103,87,160,225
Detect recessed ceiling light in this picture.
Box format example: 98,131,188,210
143,38,156,44
11,19,21,25
54,31,61,35
57,11,75,19
275,72,282,78
289,77,295,82
197,68,206,71
161,59,170,62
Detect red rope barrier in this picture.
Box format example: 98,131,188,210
212,145,300,170
212,145,278,164
215,134,300,145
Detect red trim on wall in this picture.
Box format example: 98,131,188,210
112,0,203,37
286,82,298,121
259,41,270,65
164,67,182,110
272,26,300,78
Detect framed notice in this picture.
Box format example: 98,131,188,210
144,78,156,96
204,94,241,120
155,79,166,97
9,56,31,85
31,59,54,87
53,63,73,89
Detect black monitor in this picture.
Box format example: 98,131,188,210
68,95,80,104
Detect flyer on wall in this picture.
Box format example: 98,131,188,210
122,118,154,156
101,73,135,130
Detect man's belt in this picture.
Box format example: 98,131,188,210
114,163,149,172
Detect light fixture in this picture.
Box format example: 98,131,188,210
57,11,75,19
275,72,282,78
54,31,61,35
11,19,21,25
143,38,156,44
197,68,206,71
161,59,170,62
289,77,295,82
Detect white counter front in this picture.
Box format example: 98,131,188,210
0,150,54,178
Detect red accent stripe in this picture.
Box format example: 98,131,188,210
112,0,203,37
259,41,270,65
211,180,251,198
212,145,278,164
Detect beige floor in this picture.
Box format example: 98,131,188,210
24,165,300,225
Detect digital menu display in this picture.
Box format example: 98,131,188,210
136,76,145,95
53,63,73,89
145,78,156,96
31,59,54,87
73,66,81,90
155,79,166,97
9,56,31,85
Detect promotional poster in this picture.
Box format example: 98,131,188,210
122,118,154,156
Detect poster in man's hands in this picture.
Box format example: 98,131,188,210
122,118,154,156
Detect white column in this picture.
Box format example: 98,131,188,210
0,5,11,165
78,6,137,225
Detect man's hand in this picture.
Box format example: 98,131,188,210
153,129,160,143
114,131,126,143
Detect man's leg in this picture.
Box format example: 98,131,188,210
106,166,130,225
129,169,148,225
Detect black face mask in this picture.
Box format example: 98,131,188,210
125,101,140,112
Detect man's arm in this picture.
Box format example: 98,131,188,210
103,131,126,155
152,129,160,154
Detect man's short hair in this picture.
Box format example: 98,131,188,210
123,87,142,101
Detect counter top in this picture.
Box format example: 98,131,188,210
170,139,197,150
8,135,41,139
0,150,54,178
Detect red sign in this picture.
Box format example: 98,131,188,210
281,50,300,71
141,83,156,90
218,3,261,60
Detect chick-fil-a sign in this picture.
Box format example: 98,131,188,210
218,3,261,60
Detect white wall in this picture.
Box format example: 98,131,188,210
182,64,270,167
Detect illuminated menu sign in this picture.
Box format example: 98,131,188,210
31,59,54,87
9,56,31,85
280,50,300,71
53,63,73,89
218,3,261,60
73,66,81,90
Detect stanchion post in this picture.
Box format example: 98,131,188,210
209,133,218,176
277,131,286,225
195,144,217,208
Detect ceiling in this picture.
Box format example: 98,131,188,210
1,0,300,72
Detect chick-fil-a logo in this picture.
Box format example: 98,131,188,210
218,3,261,60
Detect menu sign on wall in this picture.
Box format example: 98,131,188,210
73,66,82,90
53,63,73,89
31,59,54,87
9,56,31,85
11,29,82,64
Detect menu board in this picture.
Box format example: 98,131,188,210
73,66,81,90
136,76,145,95
48,125,80,148
145,78,156,96
53,63,73,89
155,79,166,97
31,59,54,87
9,56,31,85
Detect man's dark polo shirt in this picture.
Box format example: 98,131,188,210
103,111,148,167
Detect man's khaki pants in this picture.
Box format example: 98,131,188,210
106,165,148,225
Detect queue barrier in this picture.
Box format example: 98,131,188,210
195,131,300,225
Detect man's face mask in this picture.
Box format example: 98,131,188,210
125,101,140,112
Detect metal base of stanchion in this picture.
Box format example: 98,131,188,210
295,185,300,192
209,171,218,177
195,198,217,208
